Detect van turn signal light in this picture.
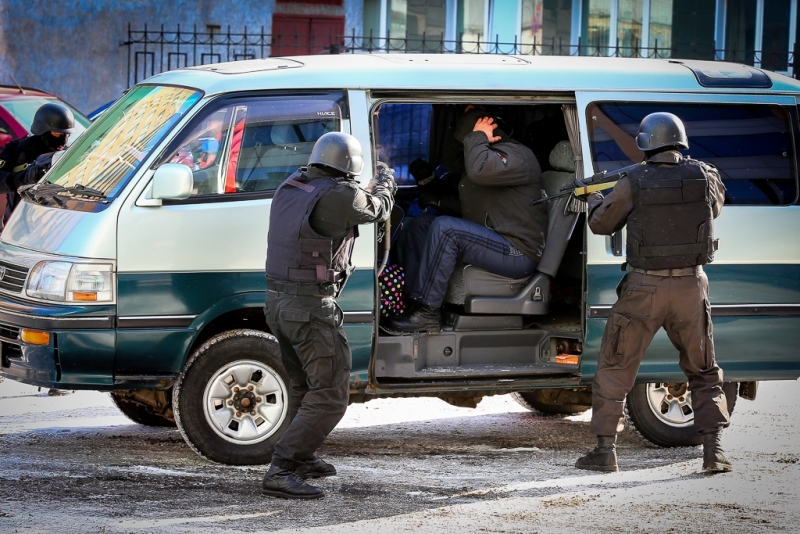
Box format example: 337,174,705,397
556,355,579,365
20,329,51,345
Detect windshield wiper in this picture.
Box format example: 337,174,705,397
20,182,107,208
23,182,108,204
34,182,108,199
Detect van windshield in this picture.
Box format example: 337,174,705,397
44,85,202,202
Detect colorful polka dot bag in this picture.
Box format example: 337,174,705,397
379,264,406,318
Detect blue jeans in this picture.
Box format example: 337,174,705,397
409,216,538,308
402,211,437,290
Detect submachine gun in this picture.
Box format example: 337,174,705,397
531,161,646,207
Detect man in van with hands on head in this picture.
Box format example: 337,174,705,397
575,112,731,474
387,106,548,333
262,132,395,499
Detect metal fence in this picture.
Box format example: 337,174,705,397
121,24,798,86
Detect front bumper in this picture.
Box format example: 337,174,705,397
0,293,116,389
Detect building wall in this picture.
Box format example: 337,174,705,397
0,0,362,114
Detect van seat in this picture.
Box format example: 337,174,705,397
445,264,550,315
443,141,579,316
235,126,315,191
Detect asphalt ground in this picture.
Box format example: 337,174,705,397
0,378,798,533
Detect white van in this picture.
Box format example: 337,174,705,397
0,54,797,464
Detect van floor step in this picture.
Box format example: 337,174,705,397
414,363,579,378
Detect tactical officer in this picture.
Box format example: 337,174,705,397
0,102,75,221
0,103,75,397
575,112,731,473
262,132,395,499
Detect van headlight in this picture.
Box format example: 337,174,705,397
26,262,114,303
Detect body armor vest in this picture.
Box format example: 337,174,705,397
626,157,718,270
266,169,356,285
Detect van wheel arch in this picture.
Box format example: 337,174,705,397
186,306,270,365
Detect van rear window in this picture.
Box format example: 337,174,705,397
587,102,798,206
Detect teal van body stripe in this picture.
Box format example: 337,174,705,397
115,269,375,377
583,263,800,382
117,269,374,316
582,316,800,382
587,264,800,306
113,322,373,378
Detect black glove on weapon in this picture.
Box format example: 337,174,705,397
374,162,397,196
24,152,56,184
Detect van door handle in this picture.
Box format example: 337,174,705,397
611,231,623,256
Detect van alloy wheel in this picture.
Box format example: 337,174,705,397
203,359,288,445
644,382,694,428
625,382,738,447
174,329,295,465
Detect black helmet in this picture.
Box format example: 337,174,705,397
308,132,364,176
635,112,688,152
30,103,75,136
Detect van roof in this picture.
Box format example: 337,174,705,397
148,54,800,96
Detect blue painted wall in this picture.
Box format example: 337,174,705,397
0,0,363,114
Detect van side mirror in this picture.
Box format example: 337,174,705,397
152,163,193,200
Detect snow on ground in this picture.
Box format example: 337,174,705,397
0,377,798,533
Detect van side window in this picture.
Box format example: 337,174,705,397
375,104,433,186
586,102,798,206
161,93,345,198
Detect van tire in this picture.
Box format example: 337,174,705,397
110,389,176,427
625,382,738,447
511,389,591,416
173,329,293,465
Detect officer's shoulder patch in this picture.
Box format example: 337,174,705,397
0,159,5,169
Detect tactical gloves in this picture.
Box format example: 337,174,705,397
374,162,397,196
24,152,56,184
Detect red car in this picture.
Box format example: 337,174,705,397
0,85,90,149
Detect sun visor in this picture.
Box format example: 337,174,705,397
248,100,343,123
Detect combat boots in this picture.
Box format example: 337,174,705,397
702,429,732,473
386,300,442,333
262,464,324,499
575,435,619,472
294,455,337,479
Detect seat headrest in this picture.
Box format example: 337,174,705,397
549,141,575,173
271,124,299,146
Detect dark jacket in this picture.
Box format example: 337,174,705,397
0,135,52,218
266,166,393,286
304,166,393,244
459,131,548,261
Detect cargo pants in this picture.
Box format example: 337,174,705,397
265,290,351,469
590,269,730,436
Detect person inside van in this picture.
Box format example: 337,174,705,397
400,127,464,295
386,107,548,333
